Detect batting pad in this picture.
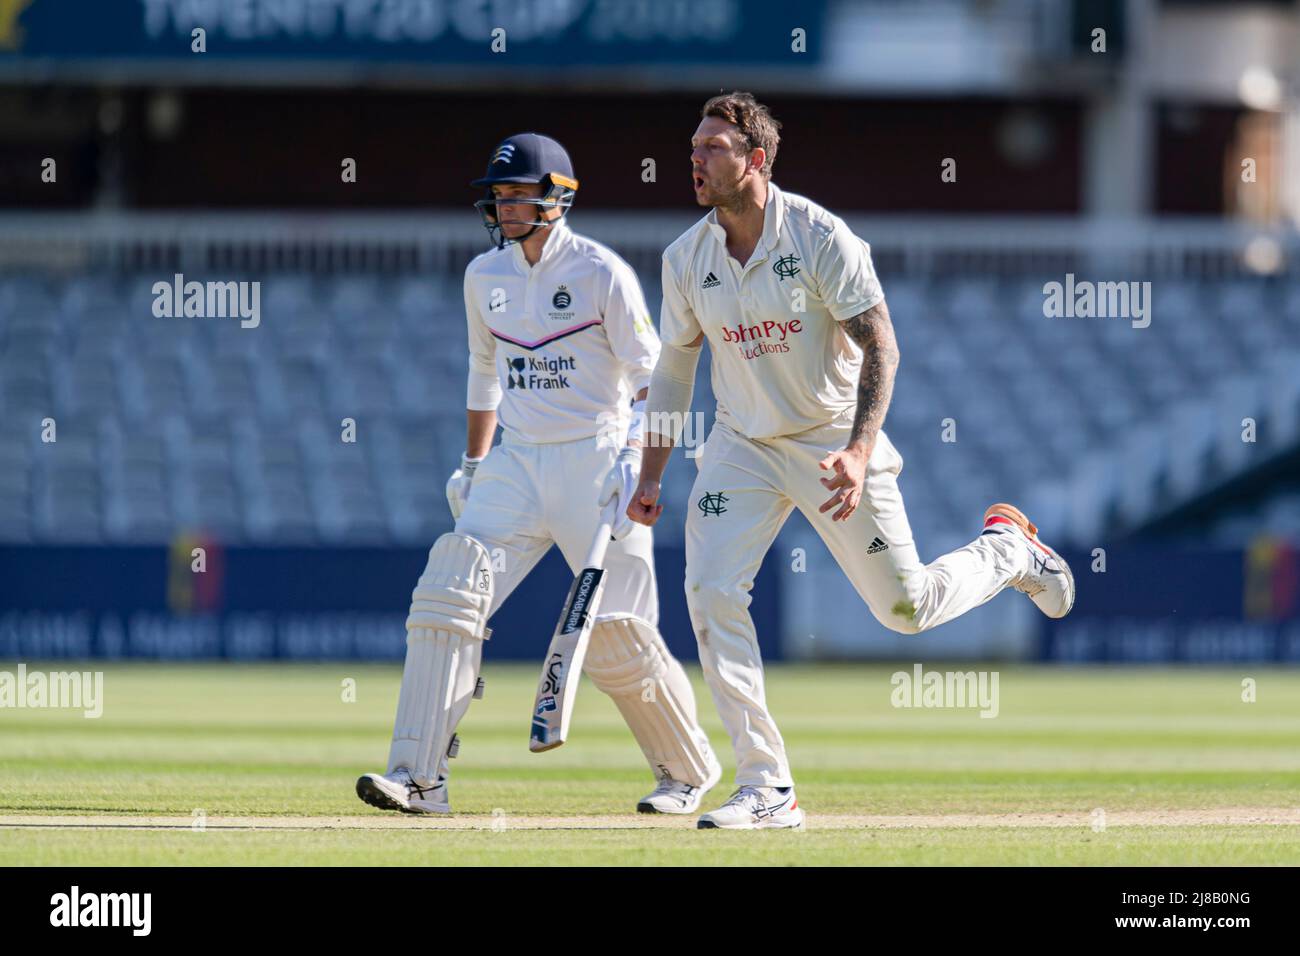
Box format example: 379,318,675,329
389,533,493,787
585,615,716,786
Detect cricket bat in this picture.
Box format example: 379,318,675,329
529,504,616,752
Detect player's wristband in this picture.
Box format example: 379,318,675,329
460,452,485,476
626,400,647,445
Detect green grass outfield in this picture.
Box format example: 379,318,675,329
2,662,1299,865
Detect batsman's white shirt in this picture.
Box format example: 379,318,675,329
457,218,661,623
662,183,1034,788
465,217,659,443
660,181,884,440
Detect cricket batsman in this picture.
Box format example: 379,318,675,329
629,93,1076,829
357,133,719,815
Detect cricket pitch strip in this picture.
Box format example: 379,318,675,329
3,809,1299,832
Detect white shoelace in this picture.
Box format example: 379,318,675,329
396,769,443,798
997,531,1053,598
725,786,765,810
1014,576,1048,598
650,778,698,806
1015,547,1060,598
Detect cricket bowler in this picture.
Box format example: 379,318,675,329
629,93,1076,829
357,133,720,815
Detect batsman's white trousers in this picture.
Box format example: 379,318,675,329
685,417,1029,787
457,432,657,626
423,432,715,790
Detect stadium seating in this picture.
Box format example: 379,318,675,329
0,271,1295,551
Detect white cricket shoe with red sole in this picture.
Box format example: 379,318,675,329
982,503,1075,618
355,768,450,815
637,757,723,815
697,785,804,830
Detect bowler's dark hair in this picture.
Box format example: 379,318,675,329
701,91,781,179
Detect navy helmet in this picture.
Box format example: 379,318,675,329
472,133,578,249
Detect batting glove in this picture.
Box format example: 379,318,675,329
446,453,484,520
598,445,642,540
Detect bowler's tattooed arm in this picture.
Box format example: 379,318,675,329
841,299,900,455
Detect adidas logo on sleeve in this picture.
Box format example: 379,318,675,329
867,537,889,554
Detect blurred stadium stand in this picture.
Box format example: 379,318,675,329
0,214,1296,557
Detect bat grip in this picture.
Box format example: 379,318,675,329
583,502,617,569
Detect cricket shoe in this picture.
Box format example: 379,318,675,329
355,768,450,815
982,503,1075,619
697,785,804,830
637,757,723,815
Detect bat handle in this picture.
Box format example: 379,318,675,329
583,502,617,569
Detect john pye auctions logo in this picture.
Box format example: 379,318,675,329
720,318,803,359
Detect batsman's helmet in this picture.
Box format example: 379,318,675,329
471,133,578,249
